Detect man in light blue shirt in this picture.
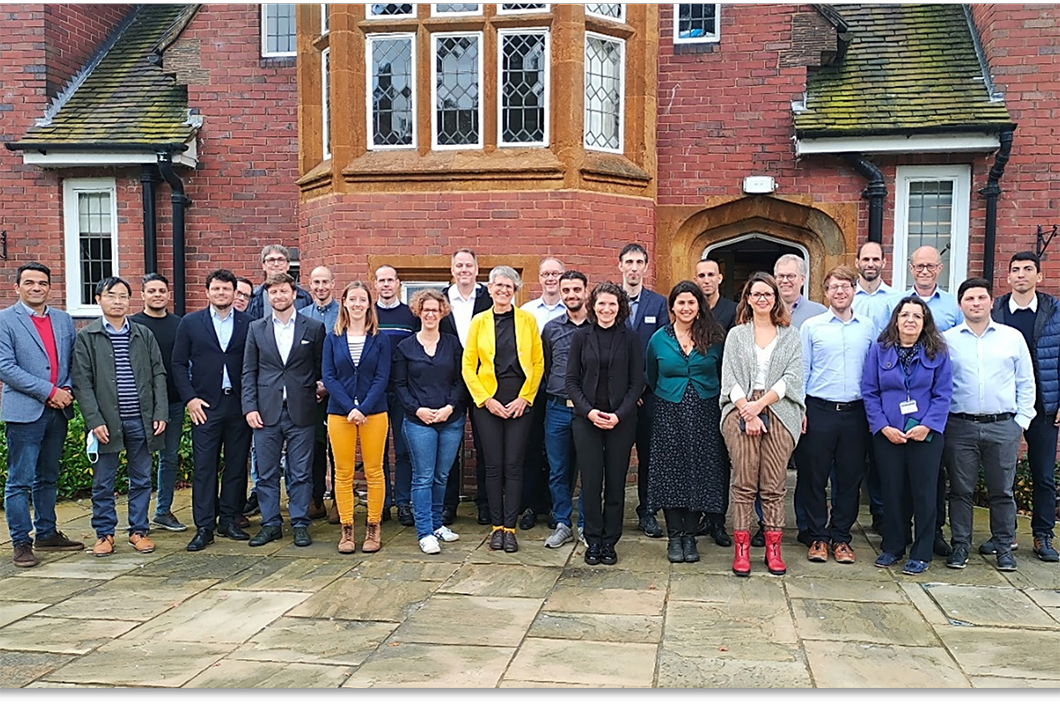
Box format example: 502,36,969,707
852,241,894,335
886,245,963,332
794,265,877,565
942,277,1036,574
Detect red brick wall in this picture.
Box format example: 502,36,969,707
43,4,131,99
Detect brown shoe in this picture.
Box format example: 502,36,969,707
128,532,155,554
235,514,251,529
34,530,85,552
327,499,340,525
307,500,327,520
93,535,115,557
807,540,829,562
338,524,356,554
13,543,38,567
362,522,381,553
832,541,855,564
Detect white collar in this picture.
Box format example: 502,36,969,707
1009,295,1038,314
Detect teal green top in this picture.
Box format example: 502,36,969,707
645,325,722,404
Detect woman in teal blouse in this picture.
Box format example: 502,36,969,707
645,281,727,563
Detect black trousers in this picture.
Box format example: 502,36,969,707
191,393,252,531
573,415,636,545
1024,407,1060,537
472,379,533,528
794,398,868,545
519,388,552,515
443,401,488,512
663,508,699,537
311,418,335,505
634,391,655,518
873,432,942,562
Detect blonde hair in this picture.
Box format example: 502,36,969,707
334,281,378,336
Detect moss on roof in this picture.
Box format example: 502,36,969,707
795,4,1012,137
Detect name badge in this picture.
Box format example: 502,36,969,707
645,316,656,324
566,399,574,408
899,399,919,415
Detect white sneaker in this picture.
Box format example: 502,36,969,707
544,523,573,548
434,526,460,542
418,535,441,554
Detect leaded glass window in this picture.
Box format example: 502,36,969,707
368,34,416,148
584,33,623,152
367,3,415,18
433,33,482,148
585,3,624,21
499,30,548,146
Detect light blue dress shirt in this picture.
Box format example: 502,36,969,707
210,306,234,389
852,280,894,334
887,286,963,332
801,309,876,402
299,299,339,334
521,297,566,333
943,319,1037,429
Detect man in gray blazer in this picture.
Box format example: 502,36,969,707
0,262,84,567
242,273,326,547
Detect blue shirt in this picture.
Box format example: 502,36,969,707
943,319,1037,429
888,286,963,332
210,306,234,389
299,299,340,334
801,309,876,402
789,295,828,330
521,297,566,333
852,280,894,334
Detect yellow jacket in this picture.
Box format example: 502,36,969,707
462,307,544,407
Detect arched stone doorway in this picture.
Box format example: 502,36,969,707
704,233,808,301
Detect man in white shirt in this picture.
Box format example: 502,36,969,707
943,278,1036,573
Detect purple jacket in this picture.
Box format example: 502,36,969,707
861,342,953,435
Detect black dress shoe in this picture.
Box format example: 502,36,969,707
381,507,392,523
293,527,312,547
397,505,415,527
585,542,602,565
667,537,685,563
682,535,700,563
242,492,260,516
547,512,558,530
751,525,766,548
489,528,505,551
186,528,214,552
694,516,711,537
639,513,663,538
519,509,537,530
249,525,282,547
600,542,618,565
441,506,456,526
503,530,519,553
933,530,951,557
710,524,732,548
477,507,491,525
217,523,250,541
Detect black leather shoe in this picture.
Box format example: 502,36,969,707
503,530,519,553
547,512,558,530
293,527,312,547
751,525,766,548
682,535,700,563
639,513,663,538
217,523,250,541
441,506,456,526
186,528,214,552
585,542,602,565
397,505,415,527
519,509,537,530
600,542,618,565
242,492,260,516
667,537,684,563
710,524,732,548
249,525,282,547
489,528,505,551
694,516,711,537
933,531,951,557
477,507,491,525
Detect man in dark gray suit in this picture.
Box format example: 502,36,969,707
242,273,326,547
0,262,84,567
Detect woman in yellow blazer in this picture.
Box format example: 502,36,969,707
463,265,544,553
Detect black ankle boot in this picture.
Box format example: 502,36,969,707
667,537,684,563
682,535,700,562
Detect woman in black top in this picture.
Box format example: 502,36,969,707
565,281,645,566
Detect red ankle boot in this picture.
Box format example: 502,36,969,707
764,530,786,576
732,530,751,577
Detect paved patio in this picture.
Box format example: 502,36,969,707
0,480,1057,688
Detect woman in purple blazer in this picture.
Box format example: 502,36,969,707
862,295,953,575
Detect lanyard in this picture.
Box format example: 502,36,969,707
900,354,919,402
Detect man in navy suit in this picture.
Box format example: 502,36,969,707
242,273,326,547
172,269,254,551
619,243,668,538
0,262,84,567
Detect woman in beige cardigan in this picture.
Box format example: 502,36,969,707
720,272,804,577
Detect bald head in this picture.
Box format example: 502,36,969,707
909,246,943,293
309,266,335,306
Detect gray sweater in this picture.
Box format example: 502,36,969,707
719,322,805,444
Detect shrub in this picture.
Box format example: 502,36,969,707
973,454,1060,518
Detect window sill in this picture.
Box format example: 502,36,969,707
580,151,651,187
341,148,564,184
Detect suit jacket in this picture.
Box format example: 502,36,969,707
241,313,325,427
711,296,737,332
0,303,76,423
565,323,645,423
171,307,252,409
440,283,492,339
626,287,668,355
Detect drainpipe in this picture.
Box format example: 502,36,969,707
156,152,191,315
845,153,886,244
140,165,160,274
979,129,1014,281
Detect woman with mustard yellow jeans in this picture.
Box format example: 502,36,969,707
322,282,391,554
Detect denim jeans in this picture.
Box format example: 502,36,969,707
154,401,186,516
404,415,465,539
384,392,413,509
92,417,154,538
544,398,576,527
4,407,68,545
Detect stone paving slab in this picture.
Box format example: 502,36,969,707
924,583,1058,628
18,550,165,580
802,640,971,688
505,637,656,687
389,594,542,647
438,563,562,598
669,571,786,605
0,616,139,654
342,643,516,688
0,650,75,688
543,583,666,616
215,558,353,592
129,551,266,580
183,659,354,688
347,558,461,582
228,617,398,666
35,576,217,622
970,676,1060,688
790,597,941,647
0,576,103,604
784,575,909,604
657,652,814,688
936,625,1060,680
45,639,232,687
0,602,49,629
663,600,800,662
288,576,439,622
527,611,663,643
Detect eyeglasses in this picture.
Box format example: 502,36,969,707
910,263,940,272
234,292,251,300
420,308,441,316
263,256,288,265
540,271,563,279
748,292,775,301
492,283,515,292
774,273,799,281
827,283,853,293
100,292,130,302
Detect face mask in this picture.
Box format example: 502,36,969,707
86,430,99,464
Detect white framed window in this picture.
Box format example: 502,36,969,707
583,32,624,153
322,48,331,159
321,3,329,35
261,3,296,57
431,3,481,17
498,3,549,14
498,28,549,147
367,33,417,149
401,280,451,303
367,3,415,19
892,165,971,293
431,32,483,149
585,3,624,22
63,178,118,317
674,3,720,44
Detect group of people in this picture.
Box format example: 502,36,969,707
2,241,1057,577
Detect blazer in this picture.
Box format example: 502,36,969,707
440,282,492,339
241,313,325,427
720,322,805,444
321,330,391,417
0,303,76,423
861,342,953,436
171,307,252,408
71,318,169,454
565,323,645,422
462,307,544,407
645,326,723,404
626,287,668,355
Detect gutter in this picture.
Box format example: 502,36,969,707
979,129,1014,282
845,154,886,244
3,141,190,154
156,152,192,316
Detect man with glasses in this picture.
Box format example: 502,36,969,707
246,245,312,320
795,265,876,564
775,254,827,330
233,277,254,313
